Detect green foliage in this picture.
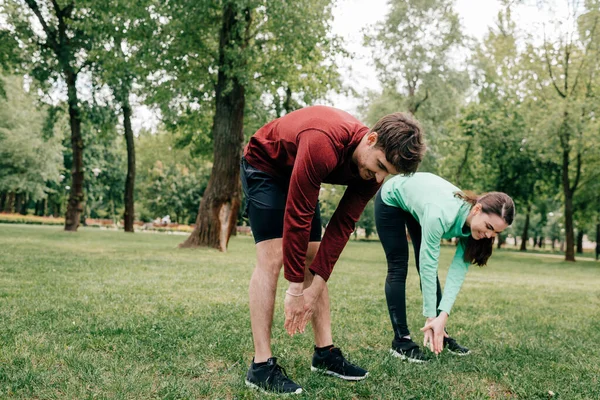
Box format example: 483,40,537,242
317,184,344,228
356,199,376,239
1,225,599,398
361,0,470,173
136,130,210,224
0,75,63,201
148,0,344,156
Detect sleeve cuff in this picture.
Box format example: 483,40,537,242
284,272,305,283
308,265,331,282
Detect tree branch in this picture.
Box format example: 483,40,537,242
570,13,599,97
543,27,566,98
24,0,59,53
571,150,582,193
413,88,429,114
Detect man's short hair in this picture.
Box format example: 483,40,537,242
372,112,425,174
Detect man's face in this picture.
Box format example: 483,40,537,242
356,132,399,183
469,205,509,240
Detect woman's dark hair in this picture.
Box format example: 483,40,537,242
371,112,426,174
454,191,515,267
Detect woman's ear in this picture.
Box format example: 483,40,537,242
472,203,482,215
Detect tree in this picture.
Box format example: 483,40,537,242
523,1,600,261
152,0,344,251
87,1,158,232
362,0,470,173
3,0,99,230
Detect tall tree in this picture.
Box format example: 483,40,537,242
3,0,97,231
151,0,343,251
89,1,157,232
524,1,600,261
362,0,470,172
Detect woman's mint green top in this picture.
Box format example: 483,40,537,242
381,172,472,318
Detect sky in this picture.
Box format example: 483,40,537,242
328,0,573,113
329,0,505,113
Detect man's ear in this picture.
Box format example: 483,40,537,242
368,131,378,146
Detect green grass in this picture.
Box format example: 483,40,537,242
0,224,599,399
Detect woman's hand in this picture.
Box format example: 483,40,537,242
421,312,449,355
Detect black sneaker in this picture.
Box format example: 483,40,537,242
311,346,368,381
390,338,430,363
444,336,470,355
245,357,303,395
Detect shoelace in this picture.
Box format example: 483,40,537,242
445,337,456,346
330,348,350,367
266,362,291,385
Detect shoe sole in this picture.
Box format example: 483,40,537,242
310,366,368,381
446,348,471,356
389,348,428,363
244,379,303,395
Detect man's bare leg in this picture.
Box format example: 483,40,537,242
304,242,333,347
249,238,283,363
303,242,368,380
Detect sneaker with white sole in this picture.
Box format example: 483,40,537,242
245,357,303,395
311,346,368,381
390,338,430,363
444,336,470,355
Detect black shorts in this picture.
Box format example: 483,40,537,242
240,157,322,244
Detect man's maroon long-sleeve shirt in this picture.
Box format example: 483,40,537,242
243,105,381,283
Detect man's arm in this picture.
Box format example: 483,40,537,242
282,131,339,283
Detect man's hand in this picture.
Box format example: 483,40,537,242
421,312,449,355
299,275,326,332
284,282,304,336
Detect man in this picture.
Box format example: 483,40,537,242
241,105,425,394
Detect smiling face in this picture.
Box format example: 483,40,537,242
467,203,510,240
354,132,400,183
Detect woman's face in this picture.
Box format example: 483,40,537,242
468,204,509,240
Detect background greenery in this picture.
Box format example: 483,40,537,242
0,0,599,256
1,224,598,399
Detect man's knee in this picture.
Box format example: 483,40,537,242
255,239,284,278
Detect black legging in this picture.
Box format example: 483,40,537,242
374,190,442,340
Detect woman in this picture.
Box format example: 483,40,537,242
374,172,515,362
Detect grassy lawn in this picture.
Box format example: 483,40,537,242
0,224,599,399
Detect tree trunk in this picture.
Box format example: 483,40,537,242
455,141,472,187
122,92,135,233
596,221,600,260
520,205,531,251
64,70,85,231
563,182,575,261
497,234,504,249
14,193,23,215
0,192,5,211
19,193,28,215
283,86,294,114
576,230,584,254
180,3,248,251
